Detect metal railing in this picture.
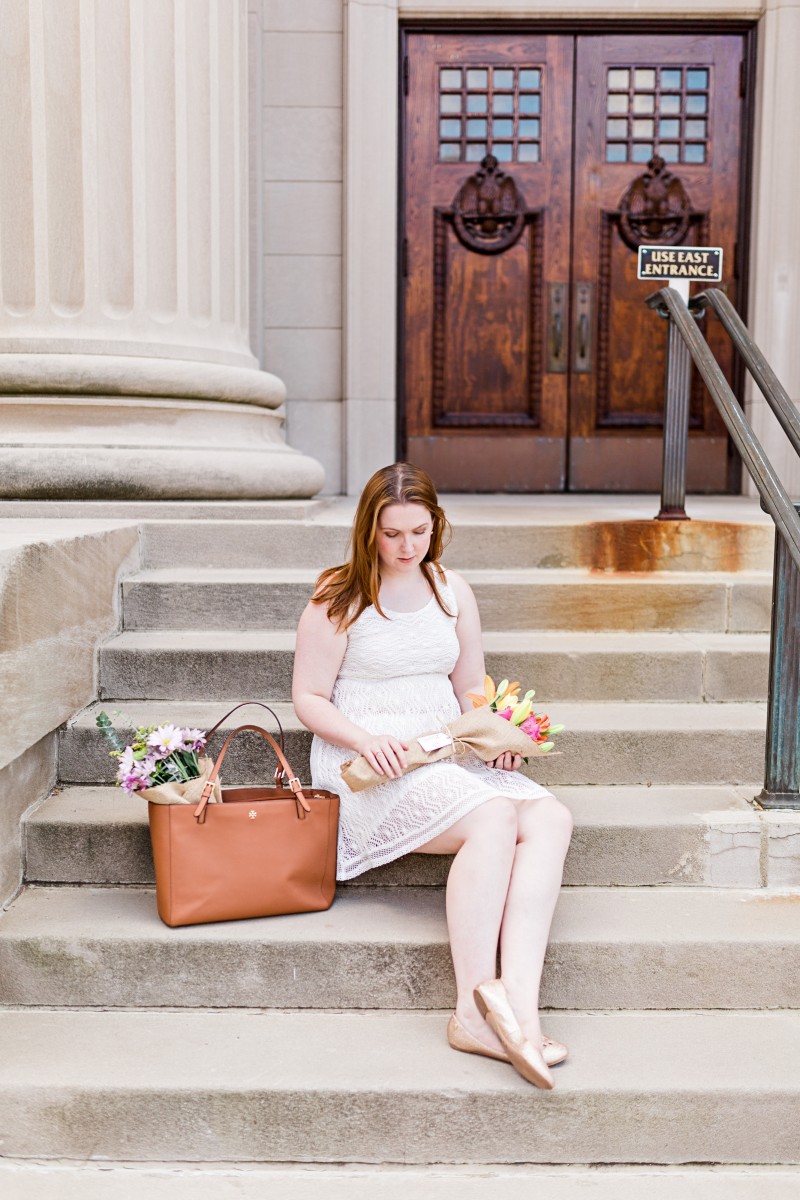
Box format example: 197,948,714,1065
647,285,800,810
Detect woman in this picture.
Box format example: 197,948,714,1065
292,463,573,1089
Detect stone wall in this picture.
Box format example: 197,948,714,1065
260,0,344,494
0,523,139,904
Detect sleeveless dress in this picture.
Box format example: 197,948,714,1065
310,572,554,880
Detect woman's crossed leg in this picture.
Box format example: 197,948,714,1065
415,792,573,1053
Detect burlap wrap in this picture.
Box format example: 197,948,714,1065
139,755,223,805
340,706,552,793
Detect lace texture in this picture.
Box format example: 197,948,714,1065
310,574,553,880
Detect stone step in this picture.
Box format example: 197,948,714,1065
4,1162,800,1200
98,629,770,704
61,700,768,787
26,785,775,890
120,567,773,633
141,512,775,572
1,1008,798,1163
0,498,329,521
3,885,798,1011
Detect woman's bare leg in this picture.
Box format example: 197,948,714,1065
498,793,574,1047
416,796,518,1052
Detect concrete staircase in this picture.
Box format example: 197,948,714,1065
2,498,800,1197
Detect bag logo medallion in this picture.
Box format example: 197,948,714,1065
248,810,257,819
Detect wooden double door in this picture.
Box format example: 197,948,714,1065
400,29,750,491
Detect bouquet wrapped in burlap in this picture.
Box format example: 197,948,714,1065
340,705,553,794
140,757,222,806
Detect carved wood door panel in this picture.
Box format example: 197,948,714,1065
400,29,747,492
569,33,744,490
402,32,574,491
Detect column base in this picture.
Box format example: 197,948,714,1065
0,397,325,500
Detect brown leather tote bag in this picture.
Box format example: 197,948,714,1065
148,713,339,928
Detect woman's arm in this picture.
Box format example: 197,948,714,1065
447,570,487,713
292,601,408,778
447,570,521,772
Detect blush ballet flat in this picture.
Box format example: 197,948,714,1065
447,1014,568,1067
473,979,555,1090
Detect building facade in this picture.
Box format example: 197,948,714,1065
1,0,798,499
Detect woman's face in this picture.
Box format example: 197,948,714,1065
376,502,434,571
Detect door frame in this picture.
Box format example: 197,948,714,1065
394,18,757,492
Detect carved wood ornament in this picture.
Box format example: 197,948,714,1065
450,154,529,254
616,154,696,251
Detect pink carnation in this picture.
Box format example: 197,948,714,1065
497,707,514,720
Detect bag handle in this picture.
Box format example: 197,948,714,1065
205,702,285,750
194,723,311,823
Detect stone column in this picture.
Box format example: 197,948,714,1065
747,0,800,499
0,0,324,499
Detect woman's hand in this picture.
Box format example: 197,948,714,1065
487,752,522,772
357,734,410,780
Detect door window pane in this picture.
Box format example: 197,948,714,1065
660,68,682,90
633,94,655,114
519,94,540,114
439,143,461,162
493,143,514,162
633,119,654,138
519,68,541,89
683,143,706,163
687,69,709,90
440,118,462,139
466,118,488,138
519,118,541,138
466,142,487,161
658,118,680,138
686,94,708,115
607,93,629,114
634,68,656,89
440,95,461,114
632,142,653,162
440,69,462,89
606,143,628,162
518,142,540,162
492,94,514,114
493,68,514,89
492,118,514,138
466,69,488,89
608,69,630,89
467,93,488,113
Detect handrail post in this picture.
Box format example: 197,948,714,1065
656,282,691,521
758,503,800,811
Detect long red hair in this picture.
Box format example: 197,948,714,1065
313,462,453,630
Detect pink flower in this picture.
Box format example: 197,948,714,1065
497,707,514,721
182,728,207,752
520,715,541,740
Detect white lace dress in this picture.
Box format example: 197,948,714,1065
310,572,554,880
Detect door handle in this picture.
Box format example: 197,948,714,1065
547,283,567,373
574,283,594,373
578,313,588,360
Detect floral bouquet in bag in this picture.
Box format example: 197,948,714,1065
96,712,221,805
340,675,563,794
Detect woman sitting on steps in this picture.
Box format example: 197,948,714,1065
292,461,573,1089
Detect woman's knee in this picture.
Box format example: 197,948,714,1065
517,793,574,842
465,796,519,847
